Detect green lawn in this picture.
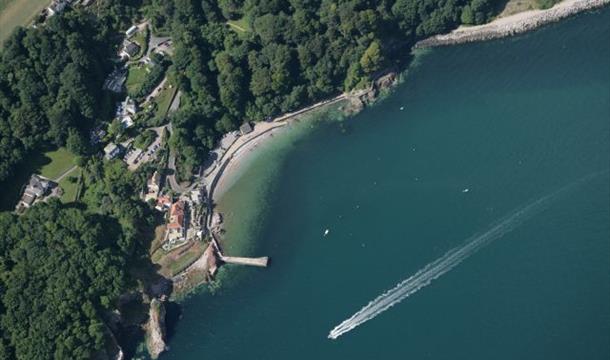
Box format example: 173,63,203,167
153,84,177,120
39,147,75,180
168,246,204,277
126,64,149,95
0,147,75,210
0,0,48,44
58,168,80,203
130,27,149,60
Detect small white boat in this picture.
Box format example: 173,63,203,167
400,106,405,111
462,188,470,193
324,229,330,237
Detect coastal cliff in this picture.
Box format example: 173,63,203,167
415,0,610,47
146,298,168,359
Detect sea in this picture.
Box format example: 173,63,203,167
160,8,610,360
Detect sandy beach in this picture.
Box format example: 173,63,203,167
415,0,609,47
205,94,348,203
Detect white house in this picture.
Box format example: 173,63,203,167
121,115,134,128
47,0,68,17
125,25,138,38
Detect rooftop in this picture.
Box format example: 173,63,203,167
240,122,253,135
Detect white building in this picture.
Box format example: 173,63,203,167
47,0,68,17
104,143,121,160
125,25,138,38
121,115,134,128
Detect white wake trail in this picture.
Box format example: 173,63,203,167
327,176,595,340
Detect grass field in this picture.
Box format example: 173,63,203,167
153,84,177,120
152,241,205,277
126,64,149,95
0,147,75,210
39,147,75,180
0,0,48,44
58,167,80,203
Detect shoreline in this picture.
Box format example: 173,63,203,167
415,0,609,48
205,94,351,205
204,2,610,209
172,0,610,299
161,4,608,355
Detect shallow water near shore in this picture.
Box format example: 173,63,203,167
162,8,610,360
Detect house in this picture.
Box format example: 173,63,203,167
240,122,253,135
122,96,138,115
115,97,137,117
148,171,162,194
90,127,107,145
125,25,138,38
18,175,54,209
116,96,138,116
20,193,36,208
166,201,186,241
115,97,137,128
189,188,204,205
104,143,121,160
144,171,163,202
155,195,172,211
120,115,134,128
26,175,51,197
120,40,141,59
47,0,68,17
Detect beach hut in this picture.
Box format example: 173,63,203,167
240,122,253,135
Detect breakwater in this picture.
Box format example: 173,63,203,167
415,0,610,48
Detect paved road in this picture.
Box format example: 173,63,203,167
147,34,172,56
167,150,194,193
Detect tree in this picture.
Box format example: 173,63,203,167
0,201,132,359
360,41,383,74
218,0,243,19
160,0,504,178
134,129,158,149
461,4,475,24
0,9,117,184
66,128,89,156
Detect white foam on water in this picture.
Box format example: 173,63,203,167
327,173,603,340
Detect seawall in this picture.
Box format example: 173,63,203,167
415,0,610,48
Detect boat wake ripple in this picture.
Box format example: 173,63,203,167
327,173,603,340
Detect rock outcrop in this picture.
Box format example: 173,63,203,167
146,298,168,359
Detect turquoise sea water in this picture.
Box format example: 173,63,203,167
162,9,610,360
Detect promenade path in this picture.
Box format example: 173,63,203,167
205,93,347,202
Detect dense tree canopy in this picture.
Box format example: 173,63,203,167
0,10,114,183
0,0,146,185
0,201,128,359
0,158,154,359
143,0,502,178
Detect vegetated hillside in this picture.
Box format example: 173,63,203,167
143,0,500,177
0,1,143,185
